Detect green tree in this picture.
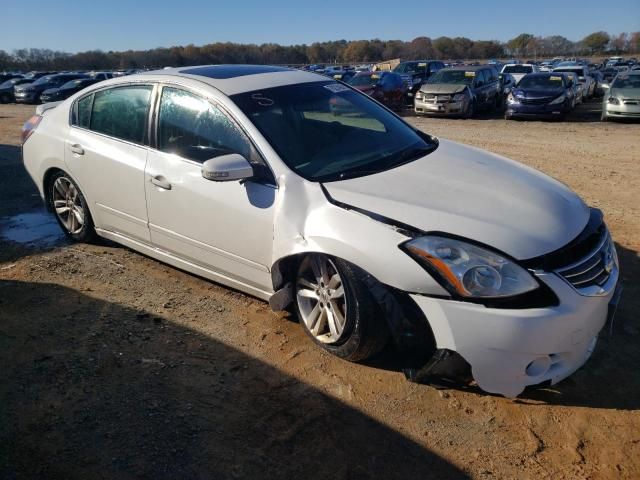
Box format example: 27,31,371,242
581,31,610,53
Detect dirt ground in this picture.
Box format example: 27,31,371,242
1,101,639,480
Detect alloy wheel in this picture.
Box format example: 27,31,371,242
52,177,85,234
296,255,348,344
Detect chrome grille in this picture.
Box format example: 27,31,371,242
555,231,617,295
521,97,552,105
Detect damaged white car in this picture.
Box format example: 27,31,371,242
21,65,621,397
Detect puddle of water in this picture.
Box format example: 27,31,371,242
0,210,66,247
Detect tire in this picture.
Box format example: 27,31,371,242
294,254,389,362
47,171,96,243
464,100,475,119
0,93,9,104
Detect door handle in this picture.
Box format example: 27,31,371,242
151,175,172,190
70,144,84,155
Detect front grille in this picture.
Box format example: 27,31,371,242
555,230,617,295
421,94,452,103
622,98,640,105
521,97,552,105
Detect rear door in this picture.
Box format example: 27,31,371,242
65,83,154,242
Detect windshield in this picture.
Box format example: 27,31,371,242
348,74,377,87
502,65,533,74
612,75,640,89
231,81,436,182
518,75,565,89
394,62,424,74
61,79,88,88
33,75,55,86
0,79,20,88
427,70,474,85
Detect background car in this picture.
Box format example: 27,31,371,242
553,65,595,99
14,73,88,104
500,63,539,84
601,70,640,121
414,66,500,117
40,77,99,103
347,71,407,110
392,60,445,102
0,77,31,103
505,73,574,120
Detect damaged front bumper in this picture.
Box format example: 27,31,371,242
407,272,620,398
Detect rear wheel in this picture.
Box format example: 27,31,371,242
48,171,96,242
295,254,388,361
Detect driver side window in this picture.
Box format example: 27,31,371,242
157,87,256,164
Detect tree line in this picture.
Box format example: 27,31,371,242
1,31,638,72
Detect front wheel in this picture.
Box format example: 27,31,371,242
464,100,475,119
295,254,389,361
0,93,9,104
48,171,96,242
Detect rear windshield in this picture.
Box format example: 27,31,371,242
231,81,436,182
518,75,565,89
502,65,533,74
554,68,584,77
427,70,475,85
394,62,425,74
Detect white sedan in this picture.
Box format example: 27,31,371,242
22,65,620,397
500,63,539,84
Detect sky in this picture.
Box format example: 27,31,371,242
1,0,639,53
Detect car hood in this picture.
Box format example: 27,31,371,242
420,83,467,94
323,139,589,260
14,83,34,91
611,87,640,98
514,87,564,99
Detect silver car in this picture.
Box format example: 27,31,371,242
601,70,640,121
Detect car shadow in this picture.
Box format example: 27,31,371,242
0,279,470,480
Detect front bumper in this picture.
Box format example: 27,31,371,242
409,269,619,397
14,91,37,103
604,102,640,118
414,97,469,116
506,101,571,118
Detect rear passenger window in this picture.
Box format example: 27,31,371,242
76,94,93,129
157,87,256,163
89,85,152,144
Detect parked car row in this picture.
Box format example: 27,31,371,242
0,70,136,104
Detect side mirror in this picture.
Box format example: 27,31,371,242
202,153,253,182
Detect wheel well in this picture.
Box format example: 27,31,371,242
271,252,437,363
42,167,65,211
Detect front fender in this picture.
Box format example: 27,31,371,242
271,173,448,297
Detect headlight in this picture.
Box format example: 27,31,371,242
549,94,566,105
415,92,423,100
507,93,518,104
453,93,467,102
402,236,539,298
608,96,620,105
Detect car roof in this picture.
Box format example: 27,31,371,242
135,64,327,95
445,65,492,71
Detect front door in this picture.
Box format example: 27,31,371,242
144,86,276,292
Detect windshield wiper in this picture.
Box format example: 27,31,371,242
324,144,436,182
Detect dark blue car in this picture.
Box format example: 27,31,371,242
505,73,574,120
